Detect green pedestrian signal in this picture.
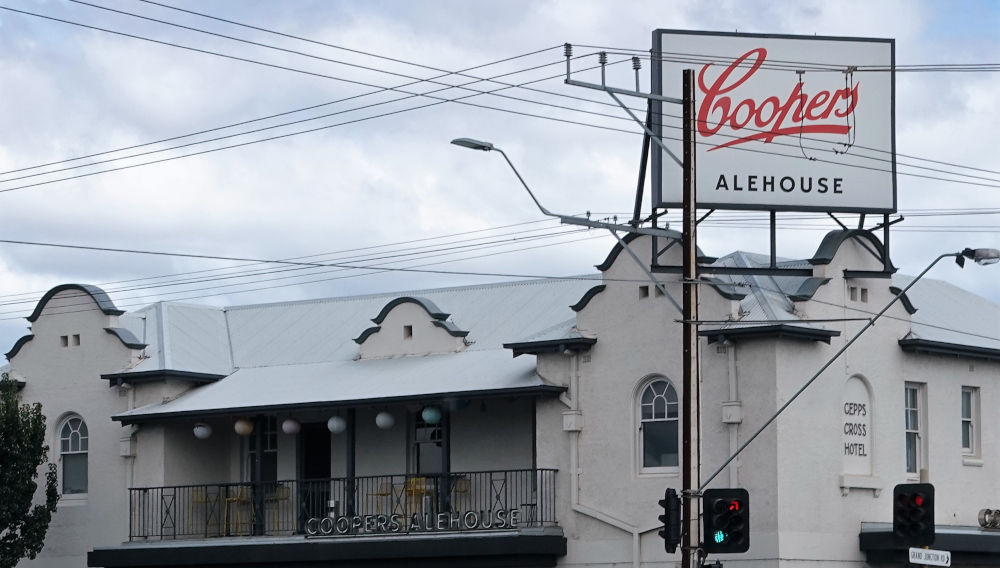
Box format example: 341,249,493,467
702,488,749,554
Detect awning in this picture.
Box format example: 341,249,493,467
860,522,1000,565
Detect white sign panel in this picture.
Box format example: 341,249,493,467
652,30,895,213
909,548,951,567
842,376,873,475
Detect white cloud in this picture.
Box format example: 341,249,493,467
0,0,997,354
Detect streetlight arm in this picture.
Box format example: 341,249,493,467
451,137,677,239
492,148,556,218
698,251,963,492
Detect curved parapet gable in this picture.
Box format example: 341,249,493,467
789,278,833,302
357,295,469,357
595,229,711,272
370,297,449,324
702,277,747,301
353,326,382,345
570,285,606,312
596,233,644,272
888,286,918,315
27,284,124,323
432,320,470,338
5,335,34,361
809,229,897,272
104,328,147,350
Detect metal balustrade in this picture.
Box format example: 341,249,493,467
127,469,557,541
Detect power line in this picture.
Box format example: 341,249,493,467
2,5,996,201
0,232,613,320
0,225,597,311
5,4,994,188
0,46,564,177
575,44,1000,73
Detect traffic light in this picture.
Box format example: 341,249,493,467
658,488,681,553
893,483,934,546
702,488,749,554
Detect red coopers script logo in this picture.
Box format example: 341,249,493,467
697,48,859,151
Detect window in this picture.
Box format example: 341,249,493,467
248,416,277,484
904,383,925,475
411,412,443,475
639,378,679,470
59,416,88,494
962,387,980,456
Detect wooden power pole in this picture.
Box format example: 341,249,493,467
680,68,701,568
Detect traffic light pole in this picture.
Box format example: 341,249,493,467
681,68,701,568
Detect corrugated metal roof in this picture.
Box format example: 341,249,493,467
115,349,547,422
898,275,1000,351
116,277,599,375
702,251,831,334
109,245,1000,420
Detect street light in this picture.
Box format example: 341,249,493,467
450,138,554,217
451,135,684,315
958,247,1000,267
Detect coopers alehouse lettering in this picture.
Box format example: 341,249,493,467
652,31,895,213
306,508,522,537
701,47,851,199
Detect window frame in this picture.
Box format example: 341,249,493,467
961,386,980,458
246,416,278,484
904,382,926,478
410,410,444,475
637,376,680,475
58,414,89,497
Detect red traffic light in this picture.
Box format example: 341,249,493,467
728,500,742,512
913,494,925,507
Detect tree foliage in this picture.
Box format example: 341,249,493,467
0,373,59,568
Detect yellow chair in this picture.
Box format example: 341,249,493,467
365,482,393,514
190,486,220,536
224,486,256,535
263,484,290,532
405,477,429,512
451,477,470,510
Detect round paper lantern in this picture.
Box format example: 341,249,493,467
375,411,395,430
193,423,212,439
281,418,301,435
234,418,254,436
327,416,347,434
421,406,442,425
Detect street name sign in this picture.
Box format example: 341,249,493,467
909,547,951,567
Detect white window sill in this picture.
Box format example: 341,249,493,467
963,456,984,467
59,493,88,507
638,469,680,478
839,474,882,497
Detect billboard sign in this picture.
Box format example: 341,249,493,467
651,30,895,213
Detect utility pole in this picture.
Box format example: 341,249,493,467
681,68,700,568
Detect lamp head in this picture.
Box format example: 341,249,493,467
960,248,1000,267
450,137,494,151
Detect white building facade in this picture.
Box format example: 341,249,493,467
8,229,1000,568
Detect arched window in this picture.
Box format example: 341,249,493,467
59,416,88,494
639,378,679,470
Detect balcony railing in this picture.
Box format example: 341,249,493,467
128,469,557,541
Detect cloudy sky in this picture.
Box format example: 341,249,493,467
0,0,998,354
